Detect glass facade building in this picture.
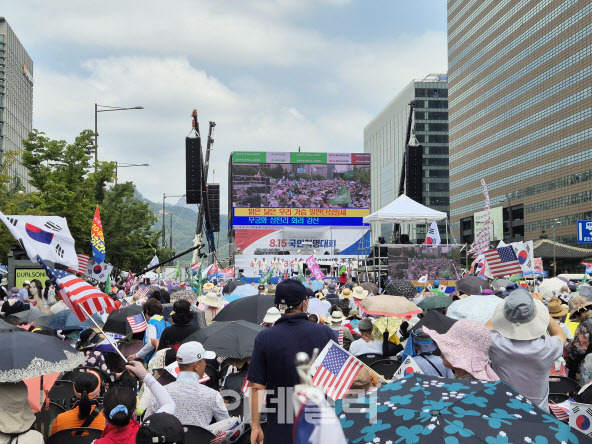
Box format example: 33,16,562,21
448,1,592,247
0,17,33,192
364,74,450,242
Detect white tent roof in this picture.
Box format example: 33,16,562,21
363,194,447,224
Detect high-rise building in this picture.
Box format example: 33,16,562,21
0,17,33,191
364,74,450,242
448,1,592,247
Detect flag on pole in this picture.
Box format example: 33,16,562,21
483,246,524,277
136,286,149,300
190,261,201,272
569,402,592,437
241,374,250,397
511,241,534,274
425,221,441,245
0,211,78,269
38,257,121,322
310,341,363,400
147,255,159,269
196,262,205,295
468,180,491,258
297,268,306,283
124,271,135,293
174,262,181,279
329,186,352,206
67,253,91,275
85,259,113,283
293,388,347,444
90,207,106,265
417,275,428,284
207,263,220,276
127,313,148,333
259,268,273,284
393,356,423,379
104,273,112,295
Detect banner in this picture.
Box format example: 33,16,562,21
15,268,50,288
91,207,106,265
306,255,325,280
0,212,78,269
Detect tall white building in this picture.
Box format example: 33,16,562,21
0,17,33,191
364,74,449,242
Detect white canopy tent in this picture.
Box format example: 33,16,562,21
363,194,448,243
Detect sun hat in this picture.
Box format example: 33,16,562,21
548,297,568,318
353,286,369,300
348,309,361,320
358,318,373,332
9,287,19,297
136,412,185,444
568,296,592,317
176,341,215,364
340,288,353,299
263,307,281,324
0,381,36,434
423,319,500,381
1,278,7,286
490,289,549,340
197,292,224,308
266,285,277,296
202,282,214,291
329,311,344,323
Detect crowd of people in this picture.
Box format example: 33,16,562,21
1,268,592,443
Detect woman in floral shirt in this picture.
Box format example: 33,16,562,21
566,296,592,387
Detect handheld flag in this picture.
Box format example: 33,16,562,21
174,262,181,279
259,268,273,284
147,255,159,269
418,275,428,284
0,211,78,269
67,253,91,275
483,246,524,277
583,262,592,274
90,207,106,265
127,313,148,333
297,268,306,283
306,255,325,280
104,273,112,295
38,257,120,322
85,259,113,283
569,402,592,437
511,241,534,273
124,271,135,293
196,261,205,295
425,221,441,245
329,186,352,206
310,341,363,400
393,356,423,379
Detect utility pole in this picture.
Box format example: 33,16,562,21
169,212,174,255
162,193,166,248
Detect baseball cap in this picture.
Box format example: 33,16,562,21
274,279,308,312
176,341,215,364
136,413,185,444
23,280,30,286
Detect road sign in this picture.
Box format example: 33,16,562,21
577,220,592,244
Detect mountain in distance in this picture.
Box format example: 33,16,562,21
134,190,229,265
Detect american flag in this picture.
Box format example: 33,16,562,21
241,374,250,397
38,257,121,322
338,329,344,347
127,313,148,333
67,253,90,275
483,246,524,277
136,286,149,299
311,341,363,400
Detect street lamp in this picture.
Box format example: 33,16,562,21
553,218,560,277
94,104,144,169
114,162,149,184
162,194,186,248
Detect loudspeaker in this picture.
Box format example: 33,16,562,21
405,144,423,203
207,183,220,232
186,137,201,204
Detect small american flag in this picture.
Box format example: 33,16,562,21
38,257,120,322
241,374,250,397
483,246,524,277
127,313,148,333
311,341,363,400
338,329,344,347
136,286,149,299
67,253,90,275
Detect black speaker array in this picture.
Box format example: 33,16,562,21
207,183,220,232
185,137,201,204
405,144,423,203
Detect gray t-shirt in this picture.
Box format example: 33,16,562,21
489,331,563,411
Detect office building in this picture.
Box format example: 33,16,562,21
364,74,450,242
448,1,592,248
0,17,33,191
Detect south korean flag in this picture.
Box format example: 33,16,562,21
512,241,534,274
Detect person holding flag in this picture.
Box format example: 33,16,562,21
127,299,170,363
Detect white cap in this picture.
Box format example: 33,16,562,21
263,307,281,324
176,341,216,364
23,281,30,285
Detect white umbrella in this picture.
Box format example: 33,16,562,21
539,277,568,301
447,295,504,324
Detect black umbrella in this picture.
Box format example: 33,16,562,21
213,294,274,324
7,309,52,326
412,310,457,334
222,280,246,295
47,310,104,331
456,276,492,295
183,320,265,359
335,373,587,443
0,330,86,382
162,303,206,329
103,304,143,335
0,318,22,332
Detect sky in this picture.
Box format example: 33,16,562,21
3,0,447,210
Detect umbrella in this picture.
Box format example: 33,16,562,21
230,285,258,298
103,304,143,335
162,303,206,329
0,318,22,332
213,294,274,324
358,295,421,317
334,373,586,443
509,273,523,283
223,280,246,295
0,330,86,382
147,284,163,295
456,276,491,295
412,310,457,334
540,277,568,294
447,295,503,324
8,308,52,326
384,280,418,299
372,316,403,342
0,264,7,274
47,310,104,331
361,282,379,295
429,289,447,296
170,289,198,304
183,320,265,359
309,280,324,292
417,295,453,312
491,278,512,290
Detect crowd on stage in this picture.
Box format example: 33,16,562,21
1,267,592,443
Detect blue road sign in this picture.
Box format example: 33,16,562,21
577,220,592,244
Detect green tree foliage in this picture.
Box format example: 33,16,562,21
0,129,162,271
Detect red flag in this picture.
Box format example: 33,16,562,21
124,271,135,293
